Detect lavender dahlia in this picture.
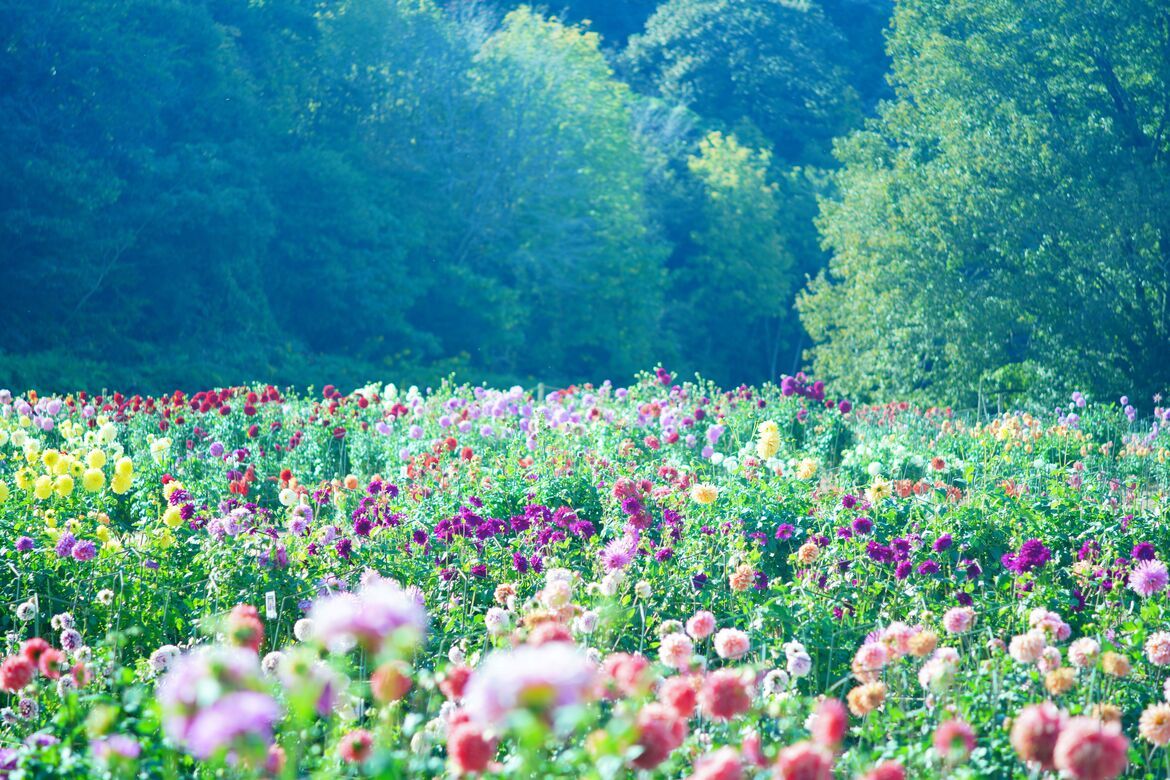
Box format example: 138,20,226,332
55,533,77,558
600,532,638,571
308,580,427,653
1129,560,1169,598
157,646,279,760
72,540,97,561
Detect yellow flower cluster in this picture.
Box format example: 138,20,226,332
756,420,780,460
0,414,135,501
795,458,818,480
16,448,132,499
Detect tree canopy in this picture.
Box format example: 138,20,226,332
3,0,883,392
5,0,1165,405
801,0,1170,405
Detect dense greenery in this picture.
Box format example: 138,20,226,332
0,0,884,392
3,0,1168,406
801,0,1170,405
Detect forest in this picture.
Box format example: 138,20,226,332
2,0,1168,405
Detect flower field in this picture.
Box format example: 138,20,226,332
3,371,1170,778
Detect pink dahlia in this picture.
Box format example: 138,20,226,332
861,761,906,780
713,628,750,660
632,703,687,769
1129,559,1169,598
808,698,848,750
447,722,494,775
1009,630,1047,664
879,622,914,658
688,747,743,780
686,611,717,640
1068,637,1100,668
659,674,699,719
602,652,652,698
0,656,34,692
308,581,427,653
1146,631,1170,666
942,607,976,634
660,633,694,671
463,642,596,727
699,669,752,721
1052,717,1128,780
1140,702,1170,747
933,719,976,763
1010,702,1065,771
851,642,889,681
773,740,834,780
338,729,373,763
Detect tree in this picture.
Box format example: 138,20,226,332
0,0,279,388
466,8,669,379
483,0,660,46
258,0,457,363
623,0,862,166
670,132,795,383
801,0,1170,404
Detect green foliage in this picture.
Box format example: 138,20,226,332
0,0,893,395
624,0,862,166
0,0,279,362
802,0,1170,405
671,132,795,380
622,0,887,385
489,0,662,45
467,8,669,378
20,0,1167,408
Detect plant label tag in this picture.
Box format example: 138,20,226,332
265,591,277,619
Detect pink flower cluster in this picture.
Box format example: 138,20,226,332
308,580,427,654
1011,703,1128,779
462,642,597,727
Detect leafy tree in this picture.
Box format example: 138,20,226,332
801,0,1170,404
467,8,669,379
623,0,862,166
1,0,904,394
671,132,795,383
0,0,279,386
621,0,890,388
484,0,660,45
818,0,895,111
259,0,457,363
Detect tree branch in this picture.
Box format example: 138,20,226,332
1091,50,1150,152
